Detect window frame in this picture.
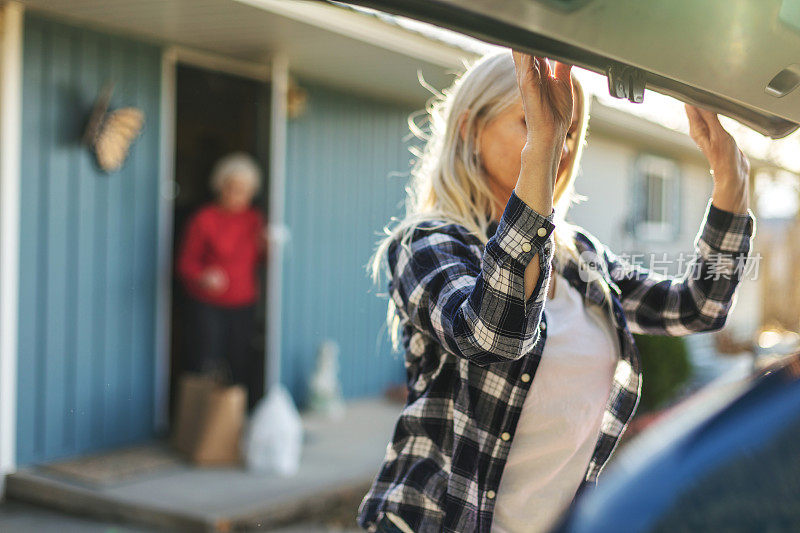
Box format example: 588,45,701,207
629,153,682,243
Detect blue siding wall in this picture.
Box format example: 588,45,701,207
283,80,415,404
17,15,161,465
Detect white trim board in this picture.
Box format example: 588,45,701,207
266,53,289,390
235,0,469,69
0,0,24,494
153,47,177,433
169,46,269,82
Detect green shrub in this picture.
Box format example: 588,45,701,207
632,333,692,413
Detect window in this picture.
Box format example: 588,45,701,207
755,170,799,220
630,154,681,241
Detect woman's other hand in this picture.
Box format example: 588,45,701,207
200,266,228,294
512,51,574,214
685,104,750,214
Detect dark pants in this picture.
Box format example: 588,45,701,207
184,295,256,398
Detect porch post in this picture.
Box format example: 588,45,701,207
266,53,289,391
0,0,23,492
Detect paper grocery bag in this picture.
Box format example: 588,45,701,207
172,374,209,455
171,373,247,466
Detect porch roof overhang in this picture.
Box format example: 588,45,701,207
19,0,475,107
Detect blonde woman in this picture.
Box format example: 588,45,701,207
358,50,755,533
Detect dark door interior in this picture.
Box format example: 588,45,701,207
169,63,270,418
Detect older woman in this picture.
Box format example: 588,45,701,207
176,152,268,399
359,50,754,533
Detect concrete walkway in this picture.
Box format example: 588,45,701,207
0,499,152,532
5,398,402,532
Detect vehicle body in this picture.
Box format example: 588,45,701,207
554,351,800,532
335,0,800,138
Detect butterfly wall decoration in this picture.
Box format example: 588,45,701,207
83,82,145,173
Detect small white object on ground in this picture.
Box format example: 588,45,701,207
308,339,346,419
242,383,303,476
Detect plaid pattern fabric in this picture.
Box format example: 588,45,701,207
357,189,755,533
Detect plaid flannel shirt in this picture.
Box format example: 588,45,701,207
358,189,755,533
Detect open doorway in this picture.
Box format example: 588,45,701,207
169,62,270,417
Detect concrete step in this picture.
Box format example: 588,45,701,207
6,469,370,532
5,398,402,532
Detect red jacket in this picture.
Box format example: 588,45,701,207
177,203,266,307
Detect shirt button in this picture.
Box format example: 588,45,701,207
501,432,511,441
537,227,548,237
521,242,532,253
521,373,531,383
539,322,546,332
487,490,496,499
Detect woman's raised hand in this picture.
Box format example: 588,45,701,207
685,104,750,214
512,51,574,214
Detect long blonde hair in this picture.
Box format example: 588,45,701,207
368,50,592,352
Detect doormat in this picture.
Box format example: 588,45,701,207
39,442,184,488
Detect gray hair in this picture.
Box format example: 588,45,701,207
210,152,262,194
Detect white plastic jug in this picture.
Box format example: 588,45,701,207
241,384,303,476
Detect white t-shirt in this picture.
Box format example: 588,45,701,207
491,272,619,533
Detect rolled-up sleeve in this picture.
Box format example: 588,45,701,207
603,199,756,335
388,189,556,366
